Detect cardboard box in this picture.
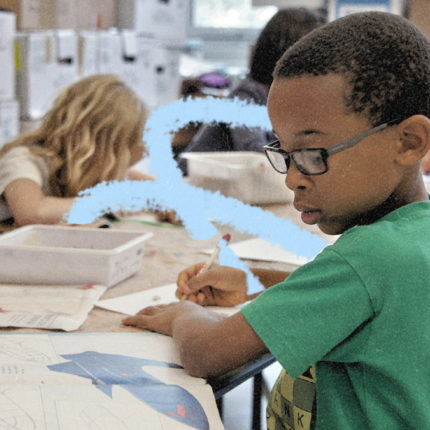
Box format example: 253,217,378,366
152,44,181,107
180,152,294,204
0,99,19,149
77,0,116,30
117,0,190,45
135,37,181,109
120,30,141,95
98,29,122,74
0,0,78,29
16,30,78,119
0,225,153,287
0,11,15,100
77,30,99,77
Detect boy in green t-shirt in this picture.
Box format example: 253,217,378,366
124,11,430,429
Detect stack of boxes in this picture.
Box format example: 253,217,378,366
0,0,189,147
0,10,18,148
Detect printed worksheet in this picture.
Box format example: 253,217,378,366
96,284,242,317
0,284,106,331
0,332,224,430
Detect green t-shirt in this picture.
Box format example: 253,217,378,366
242,201,430,429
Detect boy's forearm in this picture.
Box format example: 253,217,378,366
171,307,268,379
171,308,228,378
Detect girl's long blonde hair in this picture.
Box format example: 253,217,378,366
1,74,146,197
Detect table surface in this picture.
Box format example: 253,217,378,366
1,200,335,334
86,201,334,332
0,200,336,413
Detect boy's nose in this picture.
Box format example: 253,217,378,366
285,162,308,191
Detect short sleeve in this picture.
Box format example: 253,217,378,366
241,249,374,378
0,146,48,195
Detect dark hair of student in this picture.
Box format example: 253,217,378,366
274,11,430,126
249,8,326,87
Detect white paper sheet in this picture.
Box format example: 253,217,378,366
205,237,309,266
96,284,241,317
0,284,106,331
0,332,224,430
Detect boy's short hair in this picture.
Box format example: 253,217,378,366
274,12,430,126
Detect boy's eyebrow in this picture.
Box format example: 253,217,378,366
272,128,327,138
294,129,326,137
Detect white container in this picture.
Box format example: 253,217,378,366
181,151,293,205
0,225,153,287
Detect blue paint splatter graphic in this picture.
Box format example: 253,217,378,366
66,97,328,294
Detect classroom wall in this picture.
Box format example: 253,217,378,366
408,0,430,38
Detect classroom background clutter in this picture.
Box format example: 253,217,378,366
0,0,427,152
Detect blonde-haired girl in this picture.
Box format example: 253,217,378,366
0,74,152,226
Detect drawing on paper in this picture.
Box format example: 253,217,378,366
0,338,51,363
0,388,37,429
48,351,210,430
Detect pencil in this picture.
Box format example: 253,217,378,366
180,233,231,300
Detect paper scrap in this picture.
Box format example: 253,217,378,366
0,284,106,331
204,237,309,266
97,284,241,316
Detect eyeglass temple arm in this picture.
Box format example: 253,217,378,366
326,122,391,155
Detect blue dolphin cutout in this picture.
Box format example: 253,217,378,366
48,351,209,430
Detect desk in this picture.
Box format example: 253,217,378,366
0,202,334,429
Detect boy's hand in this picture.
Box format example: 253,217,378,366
122,301,197,336
177,263,248,307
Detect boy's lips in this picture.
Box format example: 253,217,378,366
294,203,322,225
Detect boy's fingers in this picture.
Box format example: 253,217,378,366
187,272,218,294
122,315,149,327
136,305,162,315
177,263,204,289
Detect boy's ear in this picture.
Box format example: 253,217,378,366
395,115,430,166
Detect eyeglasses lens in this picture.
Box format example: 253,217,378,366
293,150,326,174
266,151,290,173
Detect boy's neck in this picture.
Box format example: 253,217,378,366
357,172,428,226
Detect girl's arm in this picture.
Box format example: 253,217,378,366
4,178,75,226
125,168,156,181
123,301,268,378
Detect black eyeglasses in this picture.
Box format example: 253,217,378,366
263,120,398,175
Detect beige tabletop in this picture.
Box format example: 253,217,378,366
0,201,336,334
78,202,335,333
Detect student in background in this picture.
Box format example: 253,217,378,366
177,7,325,174
124,12,430,429
0,74,151,227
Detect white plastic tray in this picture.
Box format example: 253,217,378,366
181,151,293,204
0,225,153,287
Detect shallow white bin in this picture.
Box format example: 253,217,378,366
0,225,153,287
181,151,293,204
